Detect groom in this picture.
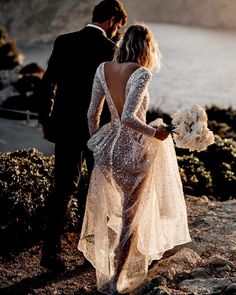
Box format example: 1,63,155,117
38,0,127,271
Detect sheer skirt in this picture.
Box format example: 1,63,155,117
78,119,191,294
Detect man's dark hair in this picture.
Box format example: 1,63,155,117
92,0,127,25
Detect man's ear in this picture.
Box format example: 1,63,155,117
108,16,116,26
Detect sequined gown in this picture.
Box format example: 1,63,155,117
78,62,191,294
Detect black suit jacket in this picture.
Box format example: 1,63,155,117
38,26,116,144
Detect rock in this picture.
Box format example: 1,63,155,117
132,284,180,295
0,68,20,88
151,276,167,287
131,280,155,295
151,286,186,295
0,85,18,104
186,196,236,264
0,167,235,295
19,63,44,77
190,267,211,278
205,256,235,270
221,283,236,295
151,286,171,295
188,256,235,280
148,248,202,280
178,277,236,294
2,1,236,43
0,68,20,104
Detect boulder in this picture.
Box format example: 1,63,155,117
179,277,236,294
148,247,202,280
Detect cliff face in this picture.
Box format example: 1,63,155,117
0,0,96,43
1,0,236,43
122,0,236,29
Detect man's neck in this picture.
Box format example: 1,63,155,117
87,23,107,37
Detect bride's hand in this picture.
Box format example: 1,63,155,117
154,125,170,141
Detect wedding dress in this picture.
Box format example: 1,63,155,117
78,62,191,294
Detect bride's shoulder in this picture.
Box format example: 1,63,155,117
95,62,106,76
132,66,152,82
120,62,151,80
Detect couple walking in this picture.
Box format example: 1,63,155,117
38,0,191,293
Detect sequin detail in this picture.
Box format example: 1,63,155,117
78,62,191,294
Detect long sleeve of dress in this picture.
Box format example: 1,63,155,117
87,67,106,136
121,69,157,137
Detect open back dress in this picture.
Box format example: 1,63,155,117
78,62,191,294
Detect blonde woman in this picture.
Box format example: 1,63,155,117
78,24,191,294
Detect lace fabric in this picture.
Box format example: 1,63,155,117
78,62,191,294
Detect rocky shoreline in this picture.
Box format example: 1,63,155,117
0,195,235,294
1,0,236,43
0,19,235,295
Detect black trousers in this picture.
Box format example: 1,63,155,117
42,141,94,256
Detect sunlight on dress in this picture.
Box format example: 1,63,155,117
78,62,191,294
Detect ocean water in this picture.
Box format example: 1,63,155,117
3,23,235,154
19,23,236,114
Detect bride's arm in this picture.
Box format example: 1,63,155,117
87,67,106,136
121,69,157,137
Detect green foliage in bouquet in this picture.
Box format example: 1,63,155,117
0,27,22,70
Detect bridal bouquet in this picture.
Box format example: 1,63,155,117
167,104,214,152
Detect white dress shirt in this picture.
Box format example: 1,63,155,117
86,24,107,37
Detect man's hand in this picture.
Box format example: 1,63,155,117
41,125,47,137
39,119,56,143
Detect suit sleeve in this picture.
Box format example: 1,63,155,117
37,36,61,125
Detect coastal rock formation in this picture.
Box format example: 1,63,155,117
122,0,236,30
1,0,236,43
0,195,235,294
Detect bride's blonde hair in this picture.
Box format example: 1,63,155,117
114,24,161,71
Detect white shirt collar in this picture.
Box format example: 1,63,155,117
87,24,107,37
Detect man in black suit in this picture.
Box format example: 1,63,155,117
38,0,127,271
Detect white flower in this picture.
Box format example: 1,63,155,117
171,104,214,152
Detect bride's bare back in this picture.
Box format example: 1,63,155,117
104,61,140,117
79,62,191,294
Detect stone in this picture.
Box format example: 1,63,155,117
221,283,236,295
190,267,211,278
151,286,171,295
148,247,202,279
178,277,236,294
151,276,167,287
206,256,235,270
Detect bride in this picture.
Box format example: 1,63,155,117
78,24,191,294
